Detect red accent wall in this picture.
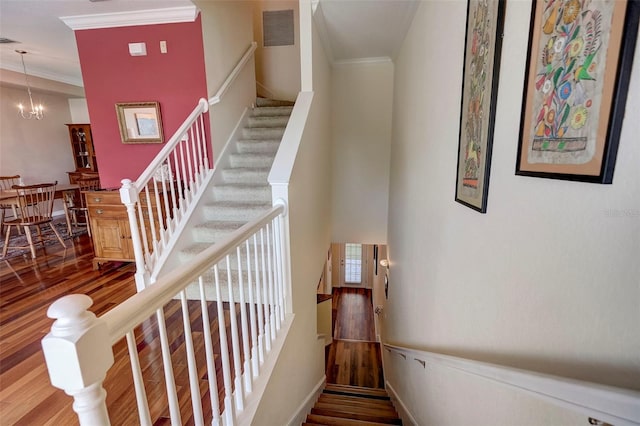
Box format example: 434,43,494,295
76,17,209,188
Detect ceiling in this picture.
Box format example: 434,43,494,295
0,0,418,90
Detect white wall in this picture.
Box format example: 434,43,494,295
331,60,393,244
384,0,640,424
252,6,333,423
0,84,75,186
68,98,90,123
253,0,301,101
196,0,257,159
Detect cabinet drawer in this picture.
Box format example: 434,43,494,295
86,191,121,206
89,205,125,218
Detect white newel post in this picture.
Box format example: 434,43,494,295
120,179,149,291
41,294,114,425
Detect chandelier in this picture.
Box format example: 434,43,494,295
16,50,44,120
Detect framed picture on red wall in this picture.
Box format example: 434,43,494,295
116,102,164,144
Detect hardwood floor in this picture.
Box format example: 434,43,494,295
1,233,137,425
0,233,251,425
325,287,384,389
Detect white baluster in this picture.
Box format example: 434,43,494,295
42,294,114,425
155,309,182,425
260,229,271,350
198,277,221,426
225,255,244,411
246,240,260,377
179,290,204,425
236,246,252,393
214,265,235,425
272,218,282,329
266,224,276,340
125,331,152,426
253,234,265,363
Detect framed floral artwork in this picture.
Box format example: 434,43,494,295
516,0,639,183
456,0,506,213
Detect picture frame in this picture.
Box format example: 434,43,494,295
115,102,164,144
455,0,506,213
516,0,639,183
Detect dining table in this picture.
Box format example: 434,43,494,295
0,183,79,235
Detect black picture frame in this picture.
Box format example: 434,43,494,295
455,0,506,213
516,0,639,184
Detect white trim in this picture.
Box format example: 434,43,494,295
386,381,419,426
286,376,326,426
0,64,84,87
384,344,640,426
268,91,314,185
60,6,199,31
333,57,393,67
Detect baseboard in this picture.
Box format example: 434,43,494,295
286,375,326,426
386,380,418,426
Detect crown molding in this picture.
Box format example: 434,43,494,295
60,6,199,31
0,63,84,88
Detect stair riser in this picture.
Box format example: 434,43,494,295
251,106,293,117
203,205,270,222
247,116,290,128
213,186,271,203
229,154,274,168
236,140,280,154
242,127,285,139
221,169,269,184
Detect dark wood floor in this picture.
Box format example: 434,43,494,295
0,233,252,425
325,287,384,389
0,233,138,424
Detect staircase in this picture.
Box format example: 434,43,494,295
304,384,402,425
178,97,294,264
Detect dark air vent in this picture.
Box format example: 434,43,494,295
263,10,294,47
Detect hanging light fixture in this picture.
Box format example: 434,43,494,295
15,50,44,120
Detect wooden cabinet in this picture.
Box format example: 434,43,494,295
85,190,170,270
86,190,132,269
66,124,98,183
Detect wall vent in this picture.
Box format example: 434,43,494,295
263,10,294,47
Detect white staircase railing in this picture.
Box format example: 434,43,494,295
121,42,257,291
120,98,212,291
42,203,291,425
384,343,640,426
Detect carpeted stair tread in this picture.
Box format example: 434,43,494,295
242,127,285,139
229,152,276,168
203,200,271,221
251,106,293,116
177,97,293,274
247,115,290,128
256,97,295,107
235,139,281,154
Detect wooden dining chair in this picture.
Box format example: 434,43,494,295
2,182,66,259
68,177,100,236
0,175,21,236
